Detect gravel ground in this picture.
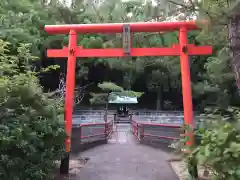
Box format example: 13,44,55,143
66,124,179,180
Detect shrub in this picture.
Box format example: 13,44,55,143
0,40,65,180
177,107,240,180
192,107,240,180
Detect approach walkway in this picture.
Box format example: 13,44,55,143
71,123,179,180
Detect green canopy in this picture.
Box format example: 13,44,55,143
108,93,138,104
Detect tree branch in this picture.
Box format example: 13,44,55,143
92,3,104,22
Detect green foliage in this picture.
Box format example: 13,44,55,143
194,110,240,179
192,0,240,109
147,69,168,91
2,0,240,179
89,92,108,105
98,81,124,92
90,82,124,105
2,0,238,110
0,40,65,180
114,90,144,98
176,107,240,180
90,81,143,105
0,0,239,110
194,124,240,179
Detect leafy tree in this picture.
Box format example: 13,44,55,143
147,69,168,110
0,39,65,180
90,81,143,115
90,82,124,106
1,0,239,109
0,0,193,109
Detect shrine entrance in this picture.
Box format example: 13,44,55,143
44,21,212,174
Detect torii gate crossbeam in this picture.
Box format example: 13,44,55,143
44,21,212,174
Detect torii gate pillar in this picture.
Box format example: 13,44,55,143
179,26,193,146
59,30,77,174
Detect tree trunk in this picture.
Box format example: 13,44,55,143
104,94,109,122
167,76,172,94
160,85,164,110
229,14,240,91
105,101,108,112
156,86,162,111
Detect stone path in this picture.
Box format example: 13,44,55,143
71,124,179,180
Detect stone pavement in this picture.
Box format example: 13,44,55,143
69,124,179,180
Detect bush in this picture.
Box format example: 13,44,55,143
193,107,240,180
179,107,240,180
0,40,65,180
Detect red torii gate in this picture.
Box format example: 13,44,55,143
44,21,212,174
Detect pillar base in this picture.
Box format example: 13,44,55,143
60,152,70,174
